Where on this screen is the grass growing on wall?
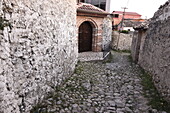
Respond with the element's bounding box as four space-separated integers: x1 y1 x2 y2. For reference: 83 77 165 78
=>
31 63 90 113
140 68 170 112
128 54 170 112
102 52 113 63
0 17 11 30
119 30 129 34
112 49 131 53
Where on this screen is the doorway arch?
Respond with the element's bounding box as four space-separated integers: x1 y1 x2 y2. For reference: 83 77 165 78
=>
78 21 93 52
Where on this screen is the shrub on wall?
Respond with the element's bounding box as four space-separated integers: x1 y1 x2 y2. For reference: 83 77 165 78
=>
0 17 11 30
119 30 129 34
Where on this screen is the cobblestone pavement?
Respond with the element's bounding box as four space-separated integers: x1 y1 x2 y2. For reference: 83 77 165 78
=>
35 51 167 113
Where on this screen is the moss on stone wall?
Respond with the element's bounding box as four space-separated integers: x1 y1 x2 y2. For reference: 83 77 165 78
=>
0 17 11 30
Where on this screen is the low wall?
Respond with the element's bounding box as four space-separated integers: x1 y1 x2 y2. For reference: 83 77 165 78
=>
111 31 133 50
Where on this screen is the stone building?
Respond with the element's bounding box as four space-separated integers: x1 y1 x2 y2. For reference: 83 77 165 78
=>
77 2 112 61
112 11 142 30
131 0 170 101
0 0 77 112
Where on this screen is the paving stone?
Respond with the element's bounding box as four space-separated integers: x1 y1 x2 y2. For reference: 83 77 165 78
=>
34 51 166 113
125 107 133 113
107 106 116 110
115 99 125 108
161 111 167 113
108 101 116 107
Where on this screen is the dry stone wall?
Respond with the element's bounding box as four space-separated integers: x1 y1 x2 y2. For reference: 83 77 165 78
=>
134 0 170 101
111 31 133 50
0 0 77 112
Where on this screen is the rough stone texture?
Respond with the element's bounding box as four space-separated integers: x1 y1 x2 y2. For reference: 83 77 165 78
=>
102 16 112 51
0 0 77 112
31 51 167 113
131 0 170 101
131 19 150 62
78 52 104 61
112 31 133 50
131 30 147 63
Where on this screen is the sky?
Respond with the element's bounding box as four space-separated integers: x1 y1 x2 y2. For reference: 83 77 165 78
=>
110 0 168 19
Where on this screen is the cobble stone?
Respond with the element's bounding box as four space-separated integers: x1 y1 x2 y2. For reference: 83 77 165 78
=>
34 51 166 113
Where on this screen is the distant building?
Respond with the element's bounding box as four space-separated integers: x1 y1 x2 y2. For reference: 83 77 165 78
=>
112 11 143 31
120 19 145 31
77 0 111 12
112 11 142 25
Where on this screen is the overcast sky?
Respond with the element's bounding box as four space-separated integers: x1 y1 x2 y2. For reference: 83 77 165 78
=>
110 0 168 19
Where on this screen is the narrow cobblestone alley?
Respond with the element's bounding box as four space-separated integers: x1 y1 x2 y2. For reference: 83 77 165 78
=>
32 51 168 113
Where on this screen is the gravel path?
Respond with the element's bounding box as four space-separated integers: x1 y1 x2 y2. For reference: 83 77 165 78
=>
33 51 167 113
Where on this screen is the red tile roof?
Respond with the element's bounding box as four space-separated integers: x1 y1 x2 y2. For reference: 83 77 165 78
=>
77 3 108 13
112 11 141 16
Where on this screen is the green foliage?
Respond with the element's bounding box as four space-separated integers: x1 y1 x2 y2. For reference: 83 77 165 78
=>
0 17 11 30
30 104 48 113
31 68 90 112
128 55 133 65
140 68 170 112
74 65 83 75
103 53 113 63
119 30 129 34
121 50 131 53
112 49 131 53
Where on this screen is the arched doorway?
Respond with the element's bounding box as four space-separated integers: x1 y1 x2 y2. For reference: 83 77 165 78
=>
78 21 93 52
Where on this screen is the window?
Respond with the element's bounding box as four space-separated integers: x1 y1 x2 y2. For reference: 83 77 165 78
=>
92 0 106 10
114 14 119 18
79 0 106 10
77 0 85 3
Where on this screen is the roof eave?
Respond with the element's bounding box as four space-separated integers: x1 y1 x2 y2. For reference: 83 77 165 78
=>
77 9 110 15
133 27 148 31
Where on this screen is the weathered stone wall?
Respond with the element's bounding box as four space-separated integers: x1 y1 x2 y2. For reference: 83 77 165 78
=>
133 0 170 101
131 30 147 62
0 0 77 112
111 31 133 50
131 31 139 61
102 16 112 51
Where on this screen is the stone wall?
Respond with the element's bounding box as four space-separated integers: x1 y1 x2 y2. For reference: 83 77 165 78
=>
102 16 112 51
132 0 170 101
0 0 77 112
131 30 147 63
111 31 133 50
131 31 138 62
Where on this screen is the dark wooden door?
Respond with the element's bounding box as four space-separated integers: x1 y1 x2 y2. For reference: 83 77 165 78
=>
78 21 92 52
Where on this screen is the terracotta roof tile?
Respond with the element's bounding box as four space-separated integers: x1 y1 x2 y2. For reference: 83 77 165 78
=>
77 3 107 13
112 11 141 16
